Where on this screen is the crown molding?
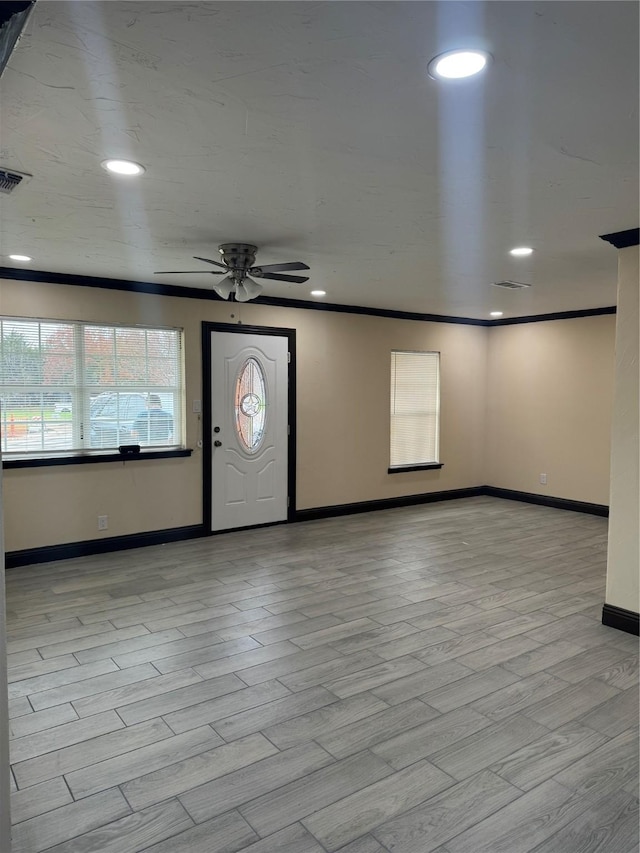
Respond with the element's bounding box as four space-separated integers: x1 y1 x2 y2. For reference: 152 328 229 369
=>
0 267 616 326
599 228 640 249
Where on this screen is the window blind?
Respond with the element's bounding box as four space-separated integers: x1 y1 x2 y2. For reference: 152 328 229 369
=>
390 350 440 467
0 317 184 459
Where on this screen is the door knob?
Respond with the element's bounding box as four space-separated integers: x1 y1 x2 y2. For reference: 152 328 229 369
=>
214 440 222 447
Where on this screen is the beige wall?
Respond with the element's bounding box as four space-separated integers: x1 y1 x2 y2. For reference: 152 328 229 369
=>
485 315 616 505
606 246 639 613
293 311 487 507
0 275 621 555
0 278 488 551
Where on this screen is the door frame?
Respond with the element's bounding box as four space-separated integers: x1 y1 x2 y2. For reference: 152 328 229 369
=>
201 321 297 535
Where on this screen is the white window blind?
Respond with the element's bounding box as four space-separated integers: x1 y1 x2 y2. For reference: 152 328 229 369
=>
0 317 184 459
390 350 440 468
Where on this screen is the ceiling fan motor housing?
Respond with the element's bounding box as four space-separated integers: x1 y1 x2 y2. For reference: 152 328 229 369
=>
218 243 257 275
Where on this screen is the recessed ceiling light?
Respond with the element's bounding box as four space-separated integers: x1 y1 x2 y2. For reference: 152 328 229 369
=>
8 254 32 262
509 246 534 257
490 311 503 317
310 290 326 297
101 159 146 176
428 49 491 80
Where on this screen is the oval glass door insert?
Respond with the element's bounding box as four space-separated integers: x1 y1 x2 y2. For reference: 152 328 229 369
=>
235 357 266 452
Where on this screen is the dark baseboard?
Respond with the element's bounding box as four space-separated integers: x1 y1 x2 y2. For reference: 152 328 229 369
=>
296 485 608 523
295 487 485 522
5 524 207 569
483 486 609 517
5 485 610 568
602 603 640 636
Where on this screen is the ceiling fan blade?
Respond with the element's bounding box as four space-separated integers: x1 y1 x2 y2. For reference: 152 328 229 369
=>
250 262 310 274
154 270 226 275
258 272 310 283
193 255 228 269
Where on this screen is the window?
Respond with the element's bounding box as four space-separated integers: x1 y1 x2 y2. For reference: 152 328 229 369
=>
390 350 440 470
0 318 183 460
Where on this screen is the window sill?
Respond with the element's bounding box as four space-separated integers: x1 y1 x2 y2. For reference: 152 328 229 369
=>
3 449 193 469
388 462 444 474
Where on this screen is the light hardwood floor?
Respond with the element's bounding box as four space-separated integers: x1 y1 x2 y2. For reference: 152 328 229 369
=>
5 497 639 853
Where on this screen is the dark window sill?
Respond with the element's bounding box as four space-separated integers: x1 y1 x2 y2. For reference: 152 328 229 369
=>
3 449 193 469
388 462 444 474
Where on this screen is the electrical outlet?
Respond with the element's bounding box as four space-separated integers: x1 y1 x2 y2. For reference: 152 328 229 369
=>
539 473 547 485
97 515 108 530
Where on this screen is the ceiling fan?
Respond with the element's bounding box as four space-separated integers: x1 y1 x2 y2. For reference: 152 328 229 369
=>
154 243 310 302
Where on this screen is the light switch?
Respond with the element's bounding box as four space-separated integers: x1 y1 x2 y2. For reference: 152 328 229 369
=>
192 400 202 413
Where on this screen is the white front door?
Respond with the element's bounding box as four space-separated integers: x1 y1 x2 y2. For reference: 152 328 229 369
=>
210 331 289 531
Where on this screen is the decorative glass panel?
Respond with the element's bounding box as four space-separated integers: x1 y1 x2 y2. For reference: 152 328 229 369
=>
235 357 266 452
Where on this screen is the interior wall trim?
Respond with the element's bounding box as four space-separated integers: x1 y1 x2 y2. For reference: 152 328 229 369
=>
3 448 192 469
5 486 609 568
0 267 488 326
297 486 608 522
5 524 207 569
294 488 486 521
490 306 616 326
599 228 640 249
0 267 615 326
602 603 640 636
483 486 609 516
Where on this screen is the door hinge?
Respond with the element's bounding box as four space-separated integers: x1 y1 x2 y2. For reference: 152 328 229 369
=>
287 496 290 507
287 351 291 363
287 424 290 436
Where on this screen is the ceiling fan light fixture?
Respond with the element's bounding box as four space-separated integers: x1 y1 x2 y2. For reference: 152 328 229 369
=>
213 275 235 300
428 49 490 80
235 277 263 302
243 277 263 299
509 246 534 257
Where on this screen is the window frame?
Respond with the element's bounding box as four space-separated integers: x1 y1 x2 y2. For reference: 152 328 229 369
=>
389 349 443 474
0 315 187 465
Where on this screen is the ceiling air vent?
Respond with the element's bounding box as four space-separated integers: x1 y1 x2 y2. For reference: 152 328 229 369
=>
0 168 31 195
491 280 531 290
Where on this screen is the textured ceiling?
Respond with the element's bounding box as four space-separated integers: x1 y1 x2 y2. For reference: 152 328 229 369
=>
0 1 638 318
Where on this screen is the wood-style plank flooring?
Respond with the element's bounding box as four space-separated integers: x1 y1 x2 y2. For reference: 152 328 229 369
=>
5 497 639 853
